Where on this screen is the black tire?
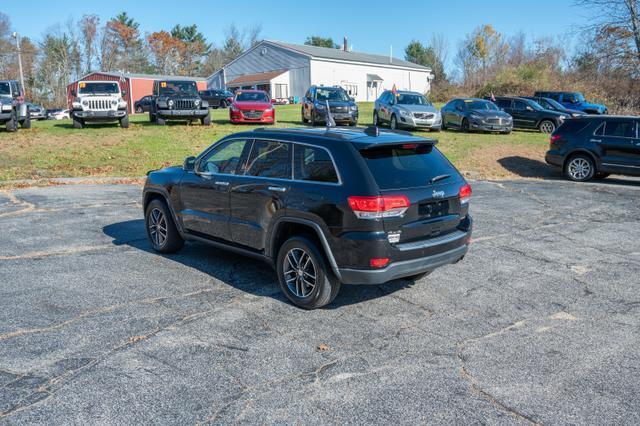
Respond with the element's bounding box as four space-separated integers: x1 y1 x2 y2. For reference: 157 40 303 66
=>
301 108 308 123
145 199 184 253
201 111 211 126
501 130 512 135
310 112 316 127
136 106 143 113
441 120 447 130
276 236 341 309
349 119 357 127
20 111 31 129
120 114 129 128
390 114 398 130
539 120 556 134
564 154 595 182
156 116 166 126
220 100 227 108
461 118 470 133
5 110 17 132
72 116 84 129
149 111 156 123
373 110 380 126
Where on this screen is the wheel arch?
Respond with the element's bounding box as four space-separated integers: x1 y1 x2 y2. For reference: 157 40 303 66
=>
143 189 184 234
268 217 342 281
563 149 599 172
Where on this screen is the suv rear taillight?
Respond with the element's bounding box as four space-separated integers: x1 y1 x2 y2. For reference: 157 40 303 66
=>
459 184 472 205
550 134 561 146
348 195 409 219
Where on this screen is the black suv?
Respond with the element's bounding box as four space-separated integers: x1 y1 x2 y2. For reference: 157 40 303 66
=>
487 96 571 133
301 86 358 126
0 80 30 132
546 116 640 182
143 127 473 309
199 89 234 109
149 80 210 126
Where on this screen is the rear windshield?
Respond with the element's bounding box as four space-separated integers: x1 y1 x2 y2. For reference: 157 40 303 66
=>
556 120 591 134
360 144 459 190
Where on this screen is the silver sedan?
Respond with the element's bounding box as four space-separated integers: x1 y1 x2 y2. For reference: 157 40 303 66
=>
373 90 441 131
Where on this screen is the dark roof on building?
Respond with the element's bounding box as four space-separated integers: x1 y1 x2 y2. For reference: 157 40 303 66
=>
80 71 207 81
227 70 287 86
266 40 432 71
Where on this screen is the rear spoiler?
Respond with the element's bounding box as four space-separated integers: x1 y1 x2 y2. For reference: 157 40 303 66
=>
357 138 438 151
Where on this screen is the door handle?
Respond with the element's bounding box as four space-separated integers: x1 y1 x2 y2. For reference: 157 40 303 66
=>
214 181 229 186
590 139 602 143
268 186 287 192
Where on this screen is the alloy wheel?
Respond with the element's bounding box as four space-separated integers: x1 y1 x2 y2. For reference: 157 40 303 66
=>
283 248 316 298
568 157 591 180
540 121 555 133
148 208 168 247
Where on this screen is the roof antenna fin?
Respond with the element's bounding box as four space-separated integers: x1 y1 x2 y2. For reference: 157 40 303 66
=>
325 100 336 128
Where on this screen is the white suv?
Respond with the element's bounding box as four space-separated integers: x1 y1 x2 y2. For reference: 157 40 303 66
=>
71 81 129 129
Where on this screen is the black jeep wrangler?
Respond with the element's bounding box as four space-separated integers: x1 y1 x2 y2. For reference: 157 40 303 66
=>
0 80 31 132
149 80 211 126
143 127 473 309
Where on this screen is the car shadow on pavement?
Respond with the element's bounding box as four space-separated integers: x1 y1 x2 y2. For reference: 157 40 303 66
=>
498 155 640 186
103 219 414 309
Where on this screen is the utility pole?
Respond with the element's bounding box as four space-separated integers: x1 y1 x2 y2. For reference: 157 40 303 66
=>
12 32 25 93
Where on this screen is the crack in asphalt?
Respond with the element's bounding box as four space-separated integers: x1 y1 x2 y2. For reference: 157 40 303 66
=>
456 320 541 425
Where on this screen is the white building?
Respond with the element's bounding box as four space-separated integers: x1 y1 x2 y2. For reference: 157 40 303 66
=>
207 40 434 102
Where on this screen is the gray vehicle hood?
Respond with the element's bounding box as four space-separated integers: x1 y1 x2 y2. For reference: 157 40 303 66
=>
395 104 438 114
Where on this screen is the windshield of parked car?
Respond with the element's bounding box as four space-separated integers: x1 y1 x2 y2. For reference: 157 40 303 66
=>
539 98 564 110
159 81 198 96
78 82 120 95
466 100 498 111
396 94 431 106
528 100 545 110
573 93 586 103
235 91 269 103
315 88 350 102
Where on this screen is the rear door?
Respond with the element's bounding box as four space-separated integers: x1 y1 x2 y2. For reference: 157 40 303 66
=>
597 120 640 171
228 139 291 250
179 139 251 240
359 143 467 242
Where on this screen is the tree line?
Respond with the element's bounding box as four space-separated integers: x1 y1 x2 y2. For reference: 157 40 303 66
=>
0 12 261 107
2 1 639 113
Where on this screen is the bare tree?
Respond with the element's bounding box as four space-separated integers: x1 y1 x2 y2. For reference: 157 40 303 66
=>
80 15 99 74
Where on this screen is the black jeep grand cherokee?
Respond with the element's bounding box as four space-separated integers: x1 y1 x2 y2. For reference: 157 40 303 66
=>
143 127 473 309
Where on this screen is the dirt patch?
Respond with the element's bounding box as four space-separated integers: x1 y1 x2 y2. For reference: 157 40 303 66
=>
458 143 559 180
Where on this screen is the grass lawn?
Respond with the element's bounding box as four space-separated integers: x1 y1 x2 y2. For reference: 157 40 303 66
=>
0 102 552 183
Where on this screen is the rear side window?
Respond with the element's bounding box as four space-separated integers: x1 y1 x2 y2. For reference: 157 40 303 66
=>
604 120 636 138
360 144 458 190
495 99 511 109
293 145 338 183
245 140 291 179
556 120 591 134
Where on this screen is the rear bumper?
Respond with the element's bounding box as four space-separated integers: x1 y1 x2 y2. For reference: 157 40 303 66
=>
339 243 469 285
157 109 208 119
545 151 564 167
73 109 126 120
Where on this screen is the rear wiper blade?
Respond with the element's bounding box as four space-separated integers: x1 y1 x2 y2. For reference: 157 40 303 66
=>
429 174 451 184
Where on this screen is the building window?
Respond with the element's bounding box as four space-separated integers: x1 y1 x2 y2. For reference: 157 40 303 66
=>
275 84 288 99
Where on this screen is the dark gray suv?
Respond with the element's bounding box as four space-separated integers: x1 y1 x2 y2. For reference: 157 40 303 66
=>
301 86 358 126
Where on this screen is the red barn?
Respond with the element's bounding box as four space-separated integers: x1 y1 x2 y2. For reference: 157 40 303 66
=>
66 72 208 114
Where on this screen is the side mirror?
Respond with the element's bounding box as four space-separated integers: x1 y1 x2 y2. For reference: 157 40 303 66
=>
183 156 196 172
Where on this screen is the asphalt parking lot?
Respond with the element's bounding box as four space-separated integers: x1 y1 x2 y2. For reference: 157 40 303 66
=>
1 179 639 424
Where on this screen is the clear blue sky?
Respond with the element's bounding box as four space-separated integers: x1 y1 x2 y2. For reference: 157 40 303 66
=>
4 0 587 71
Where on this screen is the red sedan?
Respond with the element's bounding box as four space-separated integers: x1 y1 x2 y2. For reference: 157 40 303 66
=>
229 90 276 124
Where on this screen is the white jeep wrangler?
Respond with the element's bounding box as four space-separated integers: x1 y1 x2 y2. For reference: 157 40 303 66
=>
71 81 129 129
